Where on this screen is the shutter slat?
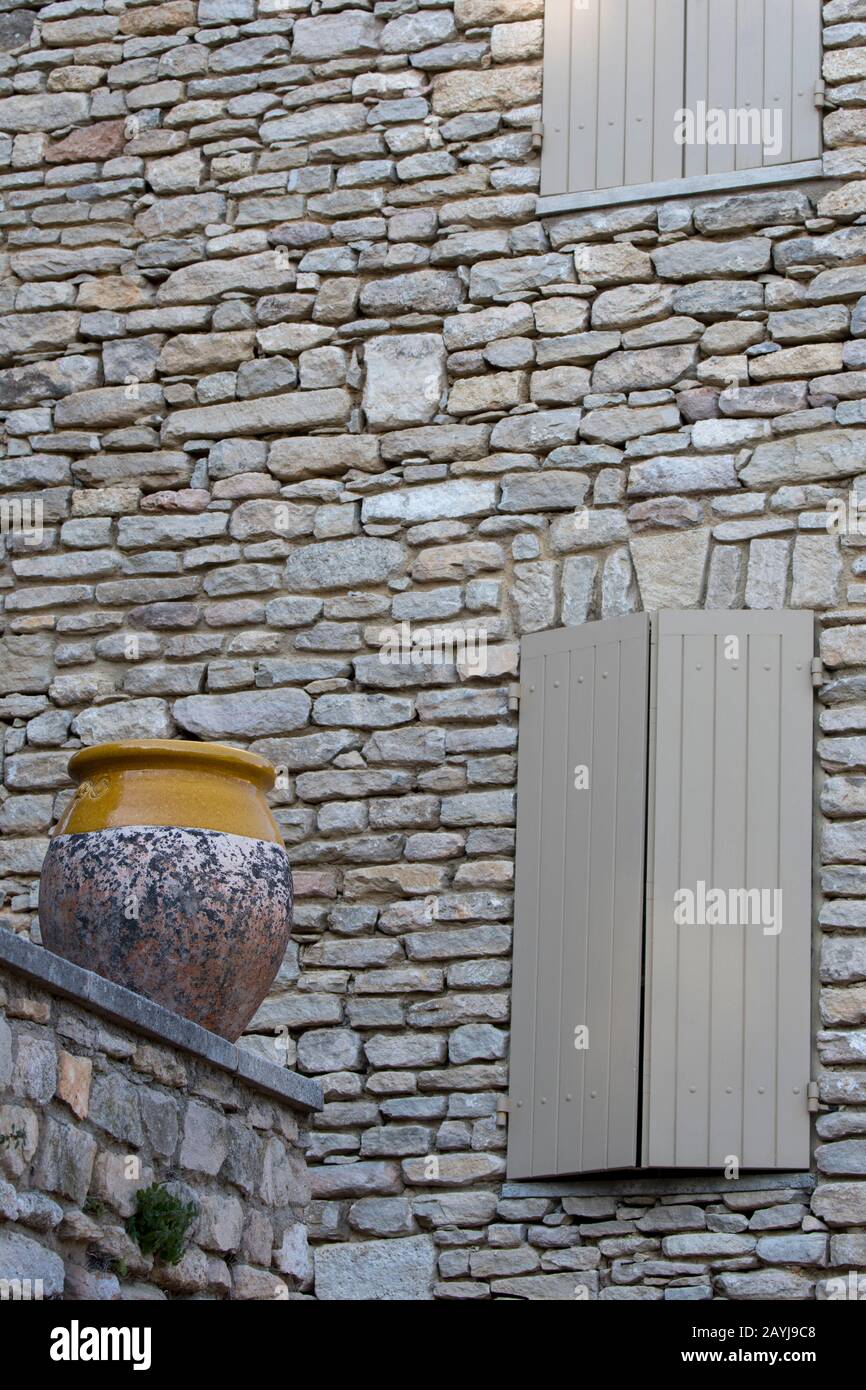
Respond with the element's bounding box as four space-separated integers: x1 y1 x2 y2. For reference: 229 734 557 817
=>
539 0 573 198
560 644 595 1171
507 650 545 1181
607 630 652 1165
776 636 814 1166
652 0 687 181
684 0 710 177
742 632 782 1167
792 0 822 161
625 0 656 187
736 0 766 170
568 0 601 195
645 611 813 1170
675 634 716 1166
507 616 650 1179
596 0 629 189
583 636 624 1171
708 648 748 1161
707 0 738 175
764 0 794 165
644 624 682 1163
532 649 570 1173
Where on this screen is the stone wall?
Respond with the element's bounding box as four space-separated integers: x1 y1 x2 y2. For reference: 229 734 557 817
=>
0 934 318 1299
2 0 866 1299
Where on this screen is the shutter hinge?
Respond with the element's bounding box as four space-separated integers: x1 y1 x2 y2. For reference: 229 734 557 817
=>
814 79 837 110
496 1097 510 1126
508 681 521 712
807 1080 822 1114
531 119 543 150
810 657 827 689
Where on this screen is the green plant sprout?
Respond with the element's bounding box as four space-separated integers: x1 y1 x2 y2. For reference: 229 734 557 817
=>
126 1185 197 1266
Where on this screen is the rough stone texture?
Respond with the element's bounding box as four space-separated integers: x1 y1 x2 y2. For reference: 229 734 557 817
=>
314 1233 436 1300
630 529 710 610
0 0 862 1305
363 336 446 432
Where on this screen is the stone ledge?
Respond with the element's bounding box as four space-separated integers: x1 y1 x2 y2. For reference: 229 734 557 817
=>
0 929 322 1114
535 159 827 215
502 1172 815 1200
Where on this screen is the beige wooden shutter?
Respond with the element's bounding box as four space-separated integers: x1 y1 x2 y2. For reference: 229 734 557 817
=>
684 0 822 177
506 615 650 1179
540 0 822 200
542 0 687 197
643 610 814 1170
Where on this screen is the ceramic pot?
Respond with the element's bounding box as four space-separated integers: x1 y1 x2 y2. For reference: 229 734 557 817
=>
38 739 292 1041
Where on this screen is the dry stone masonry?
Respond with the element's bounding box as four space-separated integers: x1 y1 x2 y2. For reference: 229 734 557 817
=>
1 0 866 1298
0 932 318 1299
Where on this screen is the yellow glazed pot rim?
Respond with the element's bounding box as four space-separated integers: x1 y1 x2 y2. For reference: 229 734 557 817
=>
68 739 276 792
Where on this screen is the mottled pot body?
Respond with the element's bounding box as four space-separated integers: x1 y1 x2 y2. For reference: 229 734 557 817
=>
38 741 293 1041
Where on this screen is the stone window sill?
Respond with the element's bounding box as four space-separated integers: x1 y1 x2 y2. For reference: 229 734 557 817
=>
536 159 824 216
503 1172 815 1200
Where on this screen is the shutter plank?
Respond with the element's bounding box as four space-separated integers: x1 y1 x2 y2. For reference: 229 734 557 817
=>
568 0 601 195
792 0 822 161
582 637 622 1172
707 0 737 175
540 0 572 197
506 650 545 1180
742 632 782 1168
708 647 748 1163
684 0 710 180
596 0 628 189
776 624 813 1167
532 648 570 1174
625 0 656 187
763 0 793 166
645 611 813 1170
675 633 716 1166
507 616 650 1179
735 0 766 170
607 629 653 1165
560 643 595 1171
644 624 682 1164
653 0 687 182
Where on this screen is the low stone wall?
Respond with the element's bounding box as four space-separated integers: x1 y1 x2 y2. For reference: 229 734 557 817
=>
307 1169 855 1302
0 932 320 1300
423 1174 827 1302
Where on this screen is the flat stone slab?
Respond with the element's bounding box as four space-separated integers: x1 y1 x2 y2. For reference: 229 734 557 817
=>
0 930 321 1113
314 1234 437 1300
